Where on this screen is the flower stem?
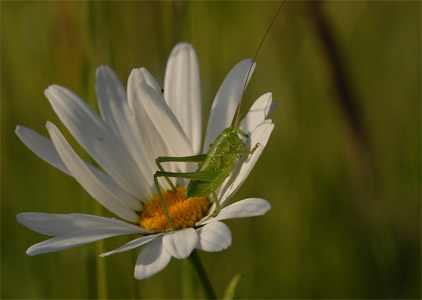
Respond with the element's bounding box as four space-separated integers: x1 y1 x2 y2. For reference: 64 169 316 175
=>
181 259 195 299
188 250 217 299
83 3 108 298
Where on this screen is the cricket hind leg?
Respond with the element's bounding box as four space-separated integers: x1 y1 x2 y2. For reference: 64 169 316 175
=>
155 154 208 191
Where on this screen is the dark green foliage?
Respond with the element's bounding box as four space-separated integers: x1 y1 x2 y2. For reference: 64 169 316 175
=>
2 1 420 299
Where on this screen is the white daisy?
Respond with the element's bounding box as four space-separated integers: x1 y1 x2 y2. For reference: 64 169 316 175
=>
16 42 274 280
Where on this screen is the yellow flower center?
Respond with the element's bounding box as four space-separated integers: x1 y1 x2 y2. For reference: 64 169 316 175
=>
140 187 210 231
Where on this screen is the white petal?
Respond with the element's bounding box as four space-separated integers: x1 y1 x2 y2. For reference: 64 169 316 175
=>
17 213 147 256
100 234 161 257
17 212 147 236
15 125 70 176
45 85 148 199
203 59 255 152
26 227 140 256
136 83 194 158
129 80 195 188
47 122 141 222
210 198 271 223
239 92 272 136
197 221 231 252
87 164 143 212
95 66 129 137
123 67 163 187
164 42 202 154
219 120 275 207
127 70 196 188
16 125 142 212
162 228 198 259
130 67 163 94
127 69 169 189
95 66 153 194
134 238 171 280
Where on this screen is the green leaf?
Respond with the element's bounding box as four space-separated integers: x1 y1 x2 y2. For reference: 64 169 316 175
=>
222 273 242 300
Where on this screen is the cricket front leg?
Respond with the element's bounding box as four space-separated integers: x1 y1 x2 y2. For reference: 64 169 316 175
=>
249 142 260 155
153 170 216 231
212 191 221 214
153 173 174 231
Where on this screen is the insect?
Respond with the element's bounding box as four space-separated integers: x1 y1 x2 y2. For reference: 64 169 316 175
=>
153 2 285 231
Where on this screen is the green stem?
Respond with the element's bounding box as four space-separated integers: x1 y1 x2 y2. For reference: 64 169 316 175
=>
94 204 108 299
188 250 217 299
83 2 108 298
212 191 220 214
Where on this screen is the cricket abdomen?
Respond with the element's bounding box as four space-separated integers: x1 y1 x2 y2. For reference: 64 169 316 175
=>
186 154 237 198
186 126 245 198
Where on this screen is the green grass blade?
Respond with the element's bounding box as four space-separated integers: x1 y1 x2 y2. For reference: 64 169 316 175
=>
222 273 242 300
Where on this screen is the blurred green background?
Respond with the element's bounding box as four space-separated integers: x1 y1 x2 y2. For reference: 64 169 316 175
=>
2 1 420 299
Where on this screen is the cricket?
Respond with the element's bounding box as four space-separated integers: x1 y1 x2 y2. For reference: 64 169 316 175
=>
153 2 285 231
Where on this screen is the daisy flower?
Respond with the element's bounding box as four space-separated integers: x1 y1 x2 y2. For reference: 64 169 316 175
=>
16 42 274 280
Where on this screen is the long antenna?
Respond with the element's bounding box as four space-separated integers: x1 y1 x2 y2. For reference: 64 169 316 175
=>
234 0 286 127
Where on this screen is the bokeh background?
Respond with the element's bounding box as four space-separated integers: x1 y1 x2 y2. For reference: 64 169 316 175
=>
2 1 420 299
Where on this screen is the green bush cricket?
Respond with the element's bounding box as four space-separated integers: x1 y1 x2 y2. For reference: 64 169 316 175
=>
153 2 285 231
